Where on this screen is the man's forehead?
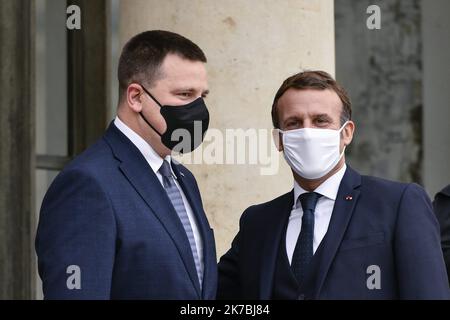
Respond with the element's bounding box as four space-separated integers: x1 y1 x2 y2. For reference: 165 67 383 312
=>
280 88 340 102
158 57 207 86
161 54 206 75
278 89 342 113
151 72 206 95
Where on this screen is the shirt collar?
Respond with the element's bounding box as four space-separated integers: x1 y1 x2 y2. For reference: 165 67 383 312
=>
114 116 176 178
293 164 347 209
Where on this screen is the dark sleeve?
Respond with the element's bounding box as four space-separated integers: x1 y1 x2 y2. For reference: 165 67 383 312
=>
433 186 450 280
217 211 247 300
35 169 116 299
394 183 450 299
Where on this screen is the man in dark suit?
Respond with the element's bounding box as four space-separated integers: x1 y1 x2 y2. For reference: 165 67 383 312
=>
35 30 217 299
434 185 450 282
218 71 449 299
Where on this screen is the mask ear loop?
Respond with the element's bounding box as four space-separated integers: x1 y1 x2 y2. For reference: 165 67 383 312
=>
138 84 164 136
272 128 283 151
140 112 163 137
140 84 163 107
338 120 350 158
338 120 350 133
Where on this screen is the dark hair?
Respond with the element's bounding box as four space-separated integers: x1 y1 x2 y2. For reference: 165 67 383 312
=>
271 70 352 128
117 30 207 101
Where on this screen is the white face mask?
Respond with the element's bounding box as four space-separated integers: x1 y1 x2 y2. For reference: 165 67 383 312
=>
278 122 349 180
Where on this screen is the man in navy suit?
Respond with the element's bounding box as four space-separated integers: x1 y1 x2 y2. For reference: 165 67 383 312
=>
218 71 450 299
35 30 217 299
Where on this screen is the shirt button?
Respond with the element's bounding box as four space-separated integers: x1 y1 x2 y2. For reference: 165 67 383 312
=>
298 294 305 300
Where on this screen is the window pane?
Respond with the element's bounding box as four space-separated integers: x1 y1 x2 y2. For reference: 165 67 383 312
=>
35 169 59 300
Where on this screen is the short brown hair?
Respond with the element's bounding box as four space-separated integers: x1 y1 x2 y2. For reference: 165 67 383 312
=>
271 70 352 128
118 30 207 101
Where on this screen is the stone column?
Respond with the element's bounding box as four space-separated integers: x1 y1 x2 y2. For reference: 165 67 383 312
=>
422 0 450 197
0 0 36 299
119 0 335 256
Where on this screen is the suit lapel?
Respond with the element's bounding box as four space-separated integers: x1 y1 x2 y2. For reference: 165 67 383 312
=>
438 185 450 197
171 161 216 299
302 166 362 299
259 191 294 299
103 123 202 297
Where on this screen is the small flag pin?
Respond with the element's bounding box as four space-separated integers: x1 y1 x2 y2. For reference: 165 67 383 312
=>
345 195 353 201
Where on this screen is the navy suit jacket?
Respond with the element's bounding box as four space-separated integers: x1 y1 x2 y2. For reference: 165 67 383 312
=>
35 122 217 299
434 185 450 281
218 167 450 299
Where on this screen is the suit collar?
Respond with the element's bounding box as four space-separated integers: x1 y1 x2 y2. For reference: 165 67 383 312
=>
103 122 203 297
293 164 347 208
113 116 179 178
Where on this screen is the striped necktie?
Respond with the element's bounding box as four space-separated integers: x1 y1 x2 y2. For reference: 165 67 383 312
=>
159 160 203 288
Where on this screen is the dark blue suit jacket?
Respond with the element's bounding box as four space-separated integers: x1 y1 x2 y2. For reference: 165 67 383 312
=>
35 123 217 299
434 185 450 282
218 167 450 299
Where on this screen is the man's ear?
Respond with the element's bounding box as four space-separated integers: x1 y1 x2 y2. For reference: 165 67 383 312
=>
126 83 144 113
341 120 355 147
272 129 283 152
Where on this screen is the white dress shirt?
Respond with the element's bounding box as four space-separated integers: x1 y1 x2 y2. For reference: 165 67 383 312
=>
113 116 204 269
286 164 347 265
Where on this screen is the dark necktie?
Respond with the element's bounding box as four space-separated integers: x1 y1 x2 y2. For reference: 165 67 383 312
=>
291 192 321 285
159 160 203 287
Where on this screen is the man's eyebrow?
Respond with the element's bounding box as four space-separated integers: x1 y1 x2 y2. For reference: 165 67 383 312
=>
283 115 301 123
171 88 209 95
171 87 195 92
313 113 332 119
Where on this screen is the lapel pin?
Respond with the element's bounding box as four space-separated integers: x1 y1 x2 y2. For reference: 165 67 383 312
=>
180 172 185 177
345 195 353 201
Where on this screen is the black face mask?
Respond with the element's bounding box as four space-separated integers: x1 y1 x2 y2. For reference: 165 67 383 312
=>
139 85 210 153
